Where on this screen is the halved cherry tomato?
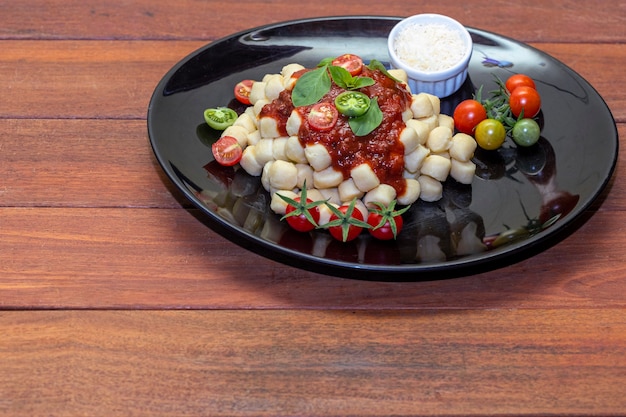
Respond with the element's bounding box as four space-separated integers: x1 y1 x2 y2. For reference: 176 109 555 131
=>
283 197 320 233
505 74 536 94
453 99 487 135
211 135 242 166
509 86 541 118
204 107 238 130
323 201 369 242
331 54 363 76
307 102 338 132
334 91 370 117
234 80 254 105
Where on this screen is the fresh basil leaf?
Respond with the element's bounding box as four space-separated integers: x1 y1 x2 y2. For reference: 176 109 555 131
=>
351 76 375 89
329 65 375 90
318 57 334 67
292 66 331 107
368 59 401 83
349 98 383 136
328 66 353 89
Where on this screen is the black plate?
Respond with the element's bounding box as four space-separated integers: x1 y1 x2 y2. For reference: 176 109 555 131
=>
147 16 617 281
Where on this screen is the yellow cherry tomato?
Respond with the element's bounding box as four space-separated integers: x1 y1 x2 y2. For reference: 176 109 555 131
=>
474 118 506 150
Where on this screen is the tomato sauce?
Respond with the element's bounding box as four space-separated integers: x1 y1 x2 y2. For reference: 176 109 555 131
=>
260 67 412 196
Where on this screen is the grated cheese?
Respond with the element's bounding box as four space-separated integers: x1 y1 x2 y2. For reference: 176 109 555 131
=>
393 23 466 72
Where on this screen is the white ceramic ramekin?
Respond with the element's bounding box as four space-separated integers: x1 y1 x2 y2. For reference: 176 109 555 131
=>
388 14 473 98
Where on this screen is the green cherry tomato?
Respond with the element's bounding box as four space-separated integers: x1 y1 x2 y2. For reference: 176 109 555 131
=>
474 118 506 150
204 107 238 130
334 91 371 117
512 118 541 147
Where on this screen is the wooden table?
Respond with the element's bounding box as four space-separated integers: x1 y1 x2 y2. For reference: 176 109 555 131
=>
1 1 624 415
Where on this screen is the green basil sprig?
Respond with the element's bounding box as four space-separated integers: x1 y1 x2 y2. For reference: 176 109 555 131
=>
292 58 375 107
292 58 396 135
328 66 374 90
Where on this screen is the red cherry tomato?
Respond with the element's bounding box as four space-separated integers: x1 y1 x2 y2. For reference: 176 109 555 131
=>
366 201 410 240
505 74 536 93
509 86 541 118
326 203 367 242
331 54 363 76
453 99 487 135
367 213 403 241
211 135 242 166
234 80 254 105
284 197 320 233
307 102 338 132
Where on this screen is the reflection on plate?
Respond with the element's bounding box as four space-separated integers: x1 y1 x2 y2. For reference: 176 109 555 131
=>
148 16 617 281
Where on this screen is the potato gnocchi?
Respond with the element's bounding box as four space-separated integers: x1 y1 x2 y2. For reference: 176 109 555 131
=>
220 60 476 224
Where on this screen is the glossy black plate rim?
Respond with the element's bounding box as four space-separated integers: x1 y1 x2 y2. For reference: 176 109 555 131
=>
147 15 618 281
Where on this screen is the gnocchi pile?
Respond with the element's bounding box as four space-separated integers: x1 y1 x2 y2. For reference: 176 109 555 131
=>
212 56 477 226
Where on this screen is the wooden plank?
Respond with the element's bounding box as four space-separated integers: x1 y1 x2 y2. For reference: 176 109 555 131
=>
0 0 623 44
1 206 625 309
1 309 624 416
0 40 204 119
1 119 622 209
0 41 624 121
0 119 186 208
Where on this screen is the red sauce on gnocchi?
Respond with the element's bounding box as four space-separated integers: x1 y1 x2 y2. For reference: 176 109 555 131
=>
260 67 412 196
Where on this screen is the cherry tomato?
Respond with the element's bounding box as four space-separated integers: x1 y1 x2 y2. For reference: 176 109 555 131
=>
211 135 242 166
334 91 371 117
307 102 338 132
234 80 254 105
284 197 320 232
366 200 410 240
204 107 238 130
331 54 363 76
512 118 541 147
367 213 403 240
453 99 487 135
324 202 369 242
505 74 536 93
474 119 506 150
509 86 541 118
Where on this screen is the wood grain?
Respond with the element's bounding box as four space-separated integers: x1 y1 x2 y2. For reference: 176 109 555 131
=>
1 310 625 416
0 119 185 208
1 0 624 415
0 0 623 43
